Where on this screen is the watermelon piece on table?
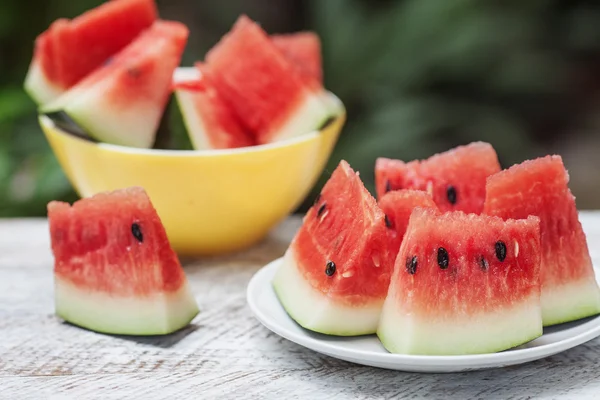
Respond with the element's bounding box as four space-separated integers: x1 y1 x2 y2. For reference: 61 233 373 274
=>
24 0 158 105
173 67 255 150
375 142 501 213
272 160 395 336
378 208 542 355
483 155 600 326
42 21 189 148
47 187 199 335
204 15 334 145
272 32 322 86
378 190 438 259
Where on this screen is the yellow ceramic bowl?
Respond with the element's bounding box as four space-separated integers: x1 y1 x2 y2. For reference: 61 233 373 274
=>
39 95 345 256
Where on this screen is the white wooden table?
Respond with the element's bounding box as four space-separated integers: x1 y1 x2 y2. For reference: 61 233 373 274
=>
2 213 600 399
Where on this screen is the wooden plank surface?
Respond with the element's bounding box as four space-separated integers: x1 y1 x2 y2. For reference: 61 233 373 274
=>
1 213 600 399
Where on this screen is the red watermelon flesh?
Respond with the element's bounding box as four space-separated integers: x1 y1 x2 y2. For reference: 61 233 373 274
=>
375 142 501 213
173 68 255 150
483 155 600 326
42 21 189 148
48 187 199 335
272 160 394 336
378 190 438 258
272 32 323 86
378 208 542 355
24 0 158 105
204 15 333 145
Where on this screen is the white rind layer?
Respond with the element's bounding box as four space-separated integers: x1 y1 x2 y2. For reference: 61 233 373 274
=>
270 91 333 143
377 294 543 355
174 89 212 150
542 278 600 326
55 277 199 335
24 61 64 106
272 248 383 336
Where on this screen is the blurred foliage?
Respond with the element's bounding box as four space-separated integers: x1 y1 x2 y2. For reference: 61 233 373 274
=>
2 0 600 216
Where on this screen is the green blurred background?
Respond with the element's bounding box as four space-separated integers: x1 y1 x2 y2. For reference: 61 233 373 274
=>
2 0 600 217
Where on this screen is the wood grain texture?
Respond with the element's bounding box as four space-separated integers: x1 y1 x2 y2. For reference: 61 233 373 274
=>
1 213 600 399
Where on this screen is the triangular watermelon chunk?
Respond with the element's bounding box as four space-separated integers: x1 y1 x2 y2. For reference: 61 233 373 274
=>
48 187 199 335
272 160 395 336
42 21 189 148
378 208 542 355
24 0 158 105
484 155 600 326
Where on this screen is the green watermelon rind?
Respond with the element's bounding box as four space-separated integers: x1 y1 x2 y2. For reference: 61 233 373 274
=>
55 276 200 336
376 294 543 355
272 249 382 336
541 278 600 327
24 61 64 106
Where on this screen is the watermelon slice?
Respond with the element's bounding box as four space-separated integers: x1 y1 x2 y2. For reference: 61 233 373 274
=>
375 142 501 213
24 0 158 105
48 187 199 335
204 15 334 145
378 208 542 355
41 21 189 148
272 160 394 335
272 32 323 86
483 156 600 326
172 67 255 150
378 190 438 258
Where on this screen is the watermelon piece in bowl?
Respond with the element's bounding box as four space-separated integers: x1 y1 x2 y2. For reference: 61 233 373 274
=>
41 20 189 148
484 155 600 326
48 187 199 335
24 0 158 105
204 15 335 145
375 142 501 213
272 160 395 336
272 32 322 86
378 208 542 355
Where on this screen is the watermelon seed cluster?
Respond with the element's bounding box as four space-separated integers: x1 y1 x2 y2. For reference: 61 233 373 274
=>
406 256 418 275
325 260 336 276
495 241 507 261
437 247 449 269
131 222 143 243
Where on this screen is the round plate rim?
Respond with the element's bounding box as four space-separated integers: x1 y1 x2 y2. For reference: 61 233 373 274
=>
247 257 600 371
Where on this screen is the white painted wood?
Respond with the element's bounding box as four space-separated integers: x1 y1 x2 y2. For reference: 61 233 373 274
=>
1 213 600 399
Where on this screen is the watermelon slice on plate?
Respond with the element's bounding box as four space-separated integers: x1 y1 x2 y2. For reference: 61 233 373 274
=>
204 15 334 145
272 32 323 86
272 160 394 336
377 208 542 355
48 187 199 336
484 155 600 326
375 142 501 213
24 0 158 105
172 66 255 150
378 189 438 258
42 20 189 148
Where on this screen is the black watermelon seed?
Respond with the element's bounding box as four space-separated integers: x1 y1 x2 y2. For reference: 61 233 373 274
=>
446 185 457 205
317 202 327 217
385 215 393 228
495 241 507 261
131 223 143 243
406 256 418 275
385 180 392 193
437 247 449 269
480 256 489 271
325 260 336 276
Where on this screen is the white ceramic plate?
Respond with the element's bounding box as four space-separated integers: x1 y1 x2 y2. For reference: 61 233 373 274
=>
247 258 600 372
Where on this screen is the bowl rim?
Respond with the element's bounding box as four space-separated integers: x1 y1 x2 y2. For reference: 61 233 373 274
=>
40 67 345 158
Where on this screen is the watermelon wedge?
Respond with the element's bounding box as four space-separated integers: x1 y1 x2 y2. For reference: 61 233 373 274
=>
173 67 255 150
484 156 600 326
24 0 158 105
272 161 394 335
378 190 438 258
378 208 542 355
375 142 501 213
41 21 189 148
204 15 334 145
272 32 322 86
48 187 199 335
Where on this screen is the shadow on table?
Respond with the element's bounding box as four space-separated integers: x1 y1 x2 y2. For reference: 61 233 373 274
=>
62 321 201 348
